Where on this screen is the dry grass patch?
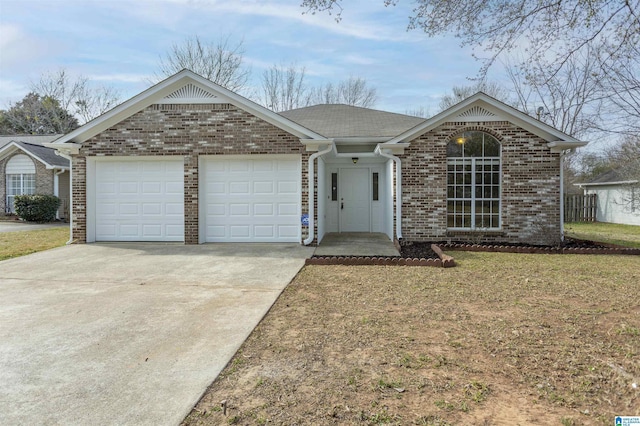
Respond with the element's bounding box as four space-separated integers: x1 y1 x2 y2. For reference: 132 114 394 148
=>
565 222 640 248
184 252 640 425
0 227 68 261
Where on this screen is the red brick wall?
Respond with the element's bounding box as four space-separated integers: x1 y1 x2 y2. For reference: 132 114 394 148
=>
71 103 310 244
400 121 562 246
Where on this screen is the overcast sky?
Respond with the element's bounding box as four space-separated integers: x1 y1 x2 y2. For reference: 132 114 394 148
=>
1 0 501 115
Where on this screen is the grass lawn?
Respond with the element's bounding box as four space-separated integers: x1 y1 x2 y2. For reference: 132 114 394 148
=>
184 253 640 426
565 222 640 248
0 227 69 261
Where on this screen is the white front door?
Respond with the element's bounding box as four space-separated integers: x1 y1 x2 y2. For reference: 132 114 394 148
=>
339 168 370 232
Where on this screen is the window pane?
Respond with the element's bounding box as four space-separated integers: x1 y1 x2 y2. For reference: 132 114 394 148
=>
372 172 379 201
331 173 338 201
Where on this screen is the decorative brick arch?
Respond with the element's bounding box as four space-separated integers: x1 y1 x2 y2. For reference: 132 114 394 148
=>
446 126 505 143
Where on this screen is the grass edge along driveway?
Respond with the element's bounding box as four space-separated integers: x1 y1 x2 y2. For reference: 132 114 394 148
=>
0 227 68 261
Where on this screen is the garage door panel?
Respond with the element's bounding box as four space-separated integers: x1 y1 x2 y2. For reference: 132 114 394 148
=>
254 204 273 216
95 160 184 242
203 157 300 242
253 181 274 194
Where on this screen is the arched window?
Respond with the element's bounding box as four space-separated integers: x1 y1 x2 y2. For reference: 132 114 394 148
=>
446 131 501 229
6 154 36 213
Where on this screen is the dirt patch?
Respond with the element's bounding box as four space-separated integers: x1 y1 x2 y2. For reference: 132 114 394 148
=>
183 253 639 425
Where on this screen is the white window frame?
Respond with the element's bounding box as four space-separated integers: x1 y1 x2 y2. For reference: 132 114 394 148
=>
446 132 502 231
6 173 36 213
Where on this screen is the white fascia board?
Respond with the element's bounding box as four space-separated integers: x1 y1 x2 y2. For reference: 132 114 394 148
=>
387 92 583 145
0 141 69 170
300 139 334 152
333 137 393 143
44 142 81 155
53 70 324 146
547 140 589 153
575 180 638 188
378 142 410 155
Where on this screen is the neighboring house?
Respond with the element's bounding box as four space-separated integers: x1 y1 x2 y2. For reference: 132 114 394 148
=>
0 135 69 219
49 70 586 245
576 169 639 226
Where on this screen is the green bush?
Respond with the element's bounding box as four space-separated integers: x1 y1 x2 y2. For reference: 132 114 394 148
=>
14 194 61 223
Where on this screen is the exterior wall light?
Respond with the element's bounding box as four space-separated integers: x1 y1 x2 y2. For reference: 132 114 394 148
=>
352 157 359 164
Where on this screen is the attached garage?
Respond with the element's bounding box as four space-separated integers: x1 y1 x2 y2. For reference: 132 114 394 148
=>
88 158 184 242
200 155 301 242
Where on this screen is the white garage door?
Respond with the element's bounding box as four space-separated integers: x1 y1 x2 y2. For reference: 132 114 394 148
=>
95 159 184 242
202 156 301 242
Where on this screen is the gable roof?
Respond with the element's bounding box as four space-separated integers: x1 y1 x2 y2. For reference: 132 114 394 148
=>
577 168 638 187
0 134 63 150
52 69 327 146
279 104 425 139
387 92 587 151
0 141 69 169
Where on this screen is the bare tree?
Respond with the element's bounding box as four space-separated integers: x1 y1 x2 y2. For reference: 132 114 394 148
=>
438 80 511 111
404 106 430 118
301 0 640 80
505 49 605 139
157 35 250 92
32 69 121 125
598 44 640 136
260 63 310 112
308 76 377 107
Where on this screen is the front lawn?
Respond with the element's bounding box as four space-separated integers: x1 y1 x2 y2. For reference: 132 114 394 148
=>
0 227 69 261
184 253 639 425
565 221 640 248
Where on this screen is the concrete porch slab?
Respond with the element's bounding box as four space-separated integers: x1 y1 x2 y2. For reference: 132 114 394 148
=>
314 233 400 257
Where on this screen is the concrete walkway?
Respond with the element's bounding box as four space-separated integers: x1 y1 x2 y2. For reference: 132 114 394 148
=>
314 232 400 256
0 243 313 426
0 220 68 233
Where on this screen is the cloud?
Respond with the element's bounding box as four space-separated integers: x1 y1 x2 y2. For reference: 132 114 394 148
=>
0 24 49 69
88 73 152 84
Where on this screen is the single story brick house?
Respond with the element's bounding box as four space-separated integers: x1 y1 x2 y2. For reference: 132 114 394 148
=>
0 135 69 219
49 70 586 245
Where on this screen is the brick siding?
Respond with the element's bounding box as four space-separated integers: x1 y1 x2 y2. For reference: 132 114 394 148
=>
400 121 561 246
71 103 310 244
0 153 55 214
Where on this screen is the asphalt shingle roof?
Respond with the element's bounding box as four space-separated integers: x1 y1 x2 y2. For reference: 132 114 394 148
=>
279 104 426 138
0 135 68 168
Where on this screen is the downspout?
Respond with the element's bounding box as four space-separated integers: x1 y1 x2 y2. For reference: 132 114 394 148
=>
559 149 569 242
56 152 73 245
54 168 65 220
303 143 333 246
375 146 403 241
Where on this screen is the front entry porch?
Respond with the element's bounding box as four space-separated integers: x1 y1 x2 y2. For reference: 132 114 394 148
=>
314 232 400 257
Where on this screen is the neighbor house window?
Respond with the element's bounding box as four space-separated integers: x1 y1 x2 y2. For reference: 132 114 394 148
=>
447 131 501 229
5 154 36 213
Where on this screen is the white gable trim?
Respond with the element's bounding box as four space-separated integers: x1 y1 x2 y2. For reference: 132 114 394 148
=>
0 142 69 170
388 92 587 147
52 70 325 145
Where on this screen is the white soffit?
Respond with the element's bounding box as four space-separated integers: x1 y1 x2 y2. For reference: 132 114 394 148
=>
157 83 225 104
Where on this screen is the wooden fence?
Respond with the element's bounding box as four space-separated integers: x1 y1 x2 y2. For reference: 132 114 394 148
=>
564 193 597 222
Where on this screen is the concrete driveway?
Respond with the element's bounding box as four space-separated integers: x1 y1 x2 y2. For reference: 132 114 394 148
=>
0 243 313 425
